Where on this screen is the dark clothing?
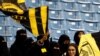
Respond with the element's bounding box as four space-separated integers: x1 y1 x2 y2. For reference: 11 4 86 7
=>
25 38 35 56
58 34 70 55
10 29 28 56
92 32 100 50
32 41 50 56
10 42 28 56
59 44 69 55
49 41 61 56
25 44 34 56
10 38 35 56
0 42 10 56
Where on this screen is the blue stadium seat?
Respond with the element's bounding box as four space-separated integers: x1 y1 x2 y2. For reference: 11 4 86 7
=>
7 37 15 48
92 4 99 12
65 30 78 43
0 26 5 36
96 4 100 13
62 2 78 11
4 17 14 26
77 0 91 3
0 11 7 17
96 13 100 22
78 3 94 12
61 0 75 2
0 17 5 26
66 21 84 31
49 19 64 30
49 10 64 19
45 0 58 2
92 0 100 4
0 26 13 36
64 11 82 21
81 12 99 22
46 1 62 10
50 29 65 41
84 22 99 32
40 0 47 6
25 0 40 8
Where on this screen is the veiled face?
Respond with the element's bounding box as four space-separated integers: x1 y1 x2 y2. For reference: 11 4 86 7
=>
16 29 27 40
68 46 76 56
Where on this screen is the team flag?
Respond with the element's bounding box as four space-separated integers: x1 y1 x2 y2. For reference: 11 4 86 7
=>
78 33 100 56
0 0 26 12
0 1 48 37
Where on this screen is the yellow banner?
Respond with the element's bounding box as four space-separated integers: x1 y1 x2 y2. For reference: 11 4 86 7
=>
0 5 48 37
78 34 100 56
29 6 48 37
1 3 23 14
17 0 25 4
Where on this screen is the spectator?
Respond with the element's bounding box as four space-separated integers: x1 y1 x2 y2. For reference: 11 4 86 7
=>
0 36 10 56
10 29 28 56
49 41 60 56
74 31 85 46
66 43 79 56
32 34 50 56
58 34 70 56
25 37 35 56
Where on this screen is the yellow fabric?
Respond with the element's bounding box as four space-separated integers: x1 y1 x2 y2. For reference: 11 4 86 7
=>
78 34 100 56
2 3 23 14
0 5 48 37
0 6 1 9
17 0 25 4
29 8 38 37
41 6 48 34
29 6 48 37
41 48 47 53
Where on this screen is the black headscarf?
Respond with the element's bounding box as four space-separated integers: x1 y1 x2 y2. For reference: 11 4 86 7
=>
0 36 10 56
58 34 70 46
74 31 85 45
0 36 4 44
14 29 27 46
58 34 70 54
